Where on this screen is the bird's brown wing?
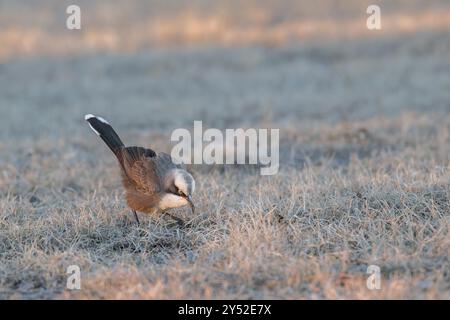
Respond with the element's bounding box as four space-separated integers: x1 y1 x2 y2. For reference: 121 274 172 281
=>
117 147 161 213
119 146 161 194
119 147 183 192
117 148 185 213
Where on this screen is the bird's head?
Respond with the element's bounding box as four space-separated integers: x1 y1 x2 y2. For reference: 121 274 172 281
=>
164 169 196 214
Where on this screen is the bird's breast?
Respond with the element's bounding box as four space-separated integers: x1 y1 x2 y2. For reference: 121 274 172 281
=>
158 193 188 210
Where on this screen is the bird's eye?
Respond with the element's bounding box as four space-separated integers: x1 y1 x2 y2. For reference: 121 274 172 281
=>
174 186 184 197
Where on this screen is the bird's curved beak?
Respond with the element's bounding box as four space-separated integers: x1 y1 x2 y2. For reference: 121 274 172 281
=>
186 195 195 215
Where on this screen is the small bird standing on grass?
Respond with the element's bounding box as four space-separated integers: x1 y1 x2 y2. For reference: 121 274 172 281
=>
85 114 195 226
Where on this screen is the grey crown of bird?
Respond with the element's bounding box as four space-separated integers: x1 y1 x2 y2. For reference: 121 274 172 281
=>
85 114 195 225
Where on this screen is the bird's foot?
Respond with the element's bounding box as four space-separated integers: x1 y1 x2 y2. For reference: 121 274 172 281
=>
164 212 185 227
131 210 140 226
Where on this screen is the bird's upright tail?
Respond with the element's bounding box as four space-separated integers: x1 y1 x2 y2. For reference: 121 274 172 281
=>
85 114 125 157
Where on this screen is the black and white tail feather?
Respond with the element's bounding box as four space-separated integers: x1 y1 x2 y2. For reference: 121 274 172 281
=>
84 114 124 156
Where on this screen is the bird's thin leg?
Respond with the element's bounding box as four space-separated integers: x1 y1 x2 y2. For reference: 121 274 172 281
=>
164 211 184 226
132 210 140 226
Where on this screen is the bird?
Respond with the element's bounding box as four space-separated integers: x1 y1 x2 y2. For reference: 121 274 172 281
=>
84 114 195 226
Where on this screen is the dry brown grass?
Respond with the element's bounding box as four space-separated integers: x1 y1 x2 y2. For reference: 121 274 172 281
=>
0 113 448 299
0 0 449 300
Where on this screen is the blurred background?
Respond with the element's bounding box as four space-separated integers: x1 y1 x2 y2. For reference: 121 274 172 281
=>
1 0 449 142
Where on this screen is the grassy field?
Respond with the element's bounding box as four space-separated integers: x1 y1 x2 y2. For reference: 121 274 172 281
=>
0 0 449 299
